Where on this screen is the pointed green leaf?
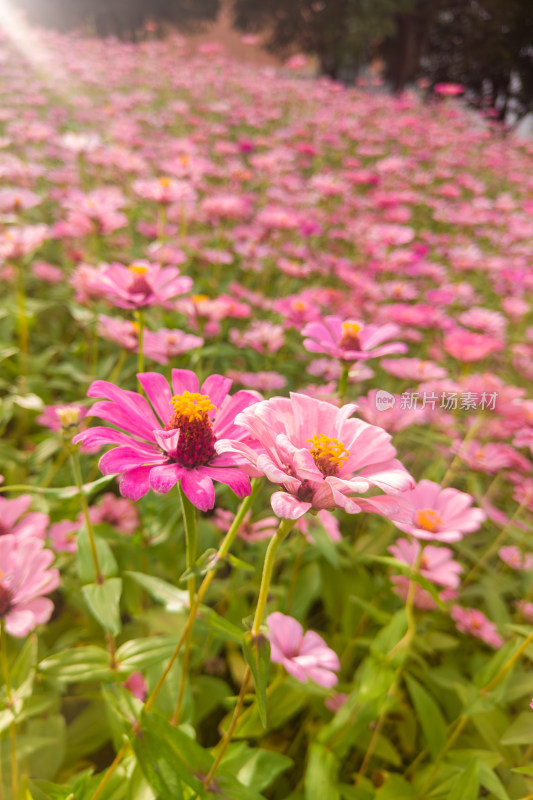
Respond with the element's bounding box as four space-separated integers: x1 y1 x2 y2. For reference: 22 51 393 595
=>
447 761 480 800
77 527 118 584
82 578 122 635
242 631 271 727
405 675 447 759
305 743 340 800
125 572 188 612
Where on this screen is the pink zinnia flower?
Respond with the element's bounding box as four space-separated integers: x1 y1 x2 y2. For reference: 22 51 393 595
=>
216 393 414 520
302 316 407 362
0 535 60 637
87 261 192 310
380 358 447 381
443 329 503 362
0 496 48 541
88 493 139 536
266 612 340 688
392 479 485 543
49 519 80 553
389 537 462 610
73 371 261 511
450 606 503 648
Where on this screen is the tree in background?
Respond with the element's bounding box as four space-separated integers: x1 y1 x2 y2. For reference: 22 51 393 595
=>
231 0 415 80
421 0 533 122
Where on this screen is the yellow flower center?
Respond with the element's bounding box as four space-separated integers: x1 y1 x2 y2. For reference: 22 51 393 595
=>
415 509 443 532
158 176 172 187
129 263 150 275
165 392 217 467
192 294 209 304
340 320 364 350
170 392 215 421
308 434 349 477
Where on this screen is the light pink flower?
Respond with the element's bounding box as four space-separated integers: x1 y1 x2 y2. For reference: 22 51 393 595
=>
498 546 533 571
381 358 447 381
49 519 80 553
389 538 462 609
73 371 261 511
443 329 503 362
0 496 48 541
450 606 503 648
392 479 485 543
266 611 340 688
0 535 60 637
85 261 192 310
302 316 407 362
216 393 414 520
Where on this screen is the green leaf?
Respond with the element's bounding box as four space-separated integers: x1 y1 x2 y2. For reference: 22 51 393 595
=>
305 744 340 800
197 606 244 644
130 710 211 798
447 761 480 800
125 571 188 612
180 548 219 582
82 578 123 635
116 636 180 672
370 609 408 658
10 634 38 700
375 775 414 799
242 631 271 727
65 702 112 763
235 748 293 792
501 711 533 745
405 675 447 759
77 526 118 584
308 523 339 568
39 646 114 684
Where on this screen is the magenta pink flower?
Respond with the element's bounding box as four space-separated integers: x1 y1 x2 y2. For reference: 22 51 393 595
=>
0 496 48 541
381 358 447 381
216 393 414 520
73 371 261 511
123 671 148 701
450 606 503 648
392 479 485 543
0 535 60 637
266 612 340 688
302 316 407 362
85 261 192 310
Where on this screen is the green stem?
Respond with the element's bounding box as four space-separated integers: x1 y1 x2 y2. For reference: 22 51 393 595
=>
135 308 145 383
1 621 18 800
69 447 103 584
203 516 295 789
172 486 197 725
463 488 533 589
145 479 263 712
252 518 295 637
90 482 263 799
337 362 350 403
14 259 28 396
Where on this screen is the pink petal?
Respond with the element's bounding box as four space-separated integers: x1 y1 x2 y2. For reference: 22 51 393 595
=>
271 492 311 519
118 466 153 500
137 372 173 425
181 470 215 511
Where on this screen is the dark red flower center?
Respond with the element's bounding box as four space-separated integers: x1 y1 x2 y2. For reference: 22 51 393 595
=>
128 264 152 298
339 320 363 351
0 583 12 617
165 392 217 468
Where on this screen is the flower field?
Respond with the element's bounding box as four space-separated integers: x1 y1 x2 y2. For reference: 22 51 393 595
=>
1 21 533 800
